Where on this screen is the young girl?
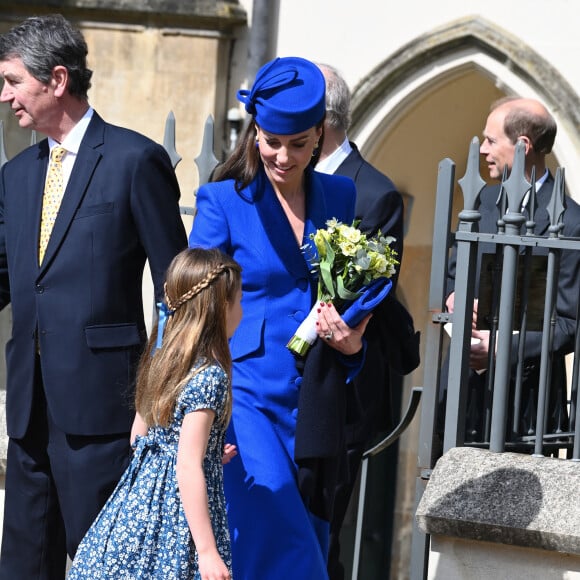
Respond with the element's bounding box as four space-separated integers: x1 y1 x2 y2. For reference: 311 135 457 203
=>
68 248 242 580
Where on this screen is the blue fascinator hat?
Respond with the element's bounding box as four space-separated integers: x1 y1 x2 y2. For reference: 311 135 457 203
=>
237 56 326 135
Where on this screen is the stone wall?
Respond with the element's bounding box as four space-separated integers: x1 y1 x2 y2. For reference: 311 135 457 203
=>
416 447 580 578
0 0 247 210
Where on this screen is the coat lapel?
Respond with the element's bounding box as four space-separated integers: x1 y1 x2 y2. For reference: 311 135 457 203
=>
304 168 331 237
253 167 330 280
38 114 104 273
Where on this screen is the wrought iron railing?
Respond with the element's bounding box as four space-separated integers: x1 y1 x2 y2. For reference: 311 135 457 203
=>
410 138 580 579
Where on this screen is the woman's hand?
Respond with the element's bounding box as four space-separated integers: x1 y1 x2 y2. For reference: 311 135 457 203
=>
315 301 371 355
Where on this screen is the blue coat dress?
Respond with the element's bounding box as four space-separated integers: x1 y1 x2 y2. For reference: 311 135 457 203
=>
189 166 356 580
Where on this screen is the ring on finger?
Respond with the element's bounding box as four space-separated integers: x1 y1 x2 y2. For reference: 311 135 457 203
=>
324 331 334 341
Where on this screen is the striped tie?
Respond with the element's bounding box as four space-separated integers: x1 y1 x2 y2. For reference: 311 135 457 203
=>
39 146 66 264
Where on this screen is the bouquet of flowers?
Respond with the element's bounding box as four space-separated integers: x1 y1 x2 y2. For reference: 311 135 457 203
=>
287 218 399 356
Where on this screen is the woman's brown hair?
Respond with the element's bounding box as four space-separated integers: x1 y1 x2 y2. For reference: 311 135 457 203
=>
213 117 325 191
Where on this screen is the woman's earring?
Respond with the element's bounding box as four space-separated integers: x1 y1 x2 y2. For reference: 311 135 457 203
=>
312 142 319 157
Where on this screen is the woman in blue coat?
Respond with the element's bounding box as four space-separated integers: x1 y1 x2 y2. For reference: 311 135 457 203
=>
189 56 370 579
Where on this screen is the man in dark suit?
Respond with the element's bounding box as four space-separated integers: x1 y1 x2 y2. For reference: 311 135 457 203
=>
445 97 580 442
316 63 407 580
0 15 187 578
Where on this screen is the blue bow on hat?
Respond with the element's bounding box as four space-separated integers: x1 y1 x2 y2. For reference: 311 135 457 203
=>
237 56 326 135
237 60 299 116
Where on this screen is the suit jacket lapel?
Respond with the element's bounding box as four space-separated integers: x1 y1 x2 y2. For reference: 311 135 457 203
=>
335 143 363 181
485 177 554 238
25 142 50 273
531 174 554 237
38 114 104 273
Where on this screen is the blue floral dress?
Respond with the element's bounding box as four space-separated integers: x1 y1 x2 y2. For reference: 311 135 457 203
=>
67 362 232 579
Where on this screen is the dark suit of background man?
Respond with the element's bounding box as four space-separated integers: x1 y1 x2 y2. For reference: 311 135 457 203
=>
445 97 580 443
316 63 405 580
0 14 187 578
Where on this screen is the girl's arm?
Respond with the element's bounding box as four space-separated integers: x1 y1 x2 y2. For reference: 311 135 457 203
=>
130 412 148 446
177 409 230 580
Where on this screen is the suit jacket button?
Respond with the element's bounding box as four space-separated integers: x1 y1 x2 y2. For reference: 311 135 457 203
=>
35 284 44 294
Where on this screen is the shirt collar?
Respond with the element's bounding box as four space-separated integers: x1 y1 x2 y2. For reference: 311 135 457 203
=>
535 168 549 191
48 107 94 154
315 137 353 175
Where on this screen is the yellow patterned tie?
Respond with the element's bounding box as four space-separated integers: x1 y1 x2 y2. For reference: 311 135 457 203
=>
39 146 67 265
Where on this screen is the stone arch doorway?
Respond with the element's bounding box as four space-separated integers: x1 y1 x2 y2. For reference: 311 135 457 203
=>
342 17 580 577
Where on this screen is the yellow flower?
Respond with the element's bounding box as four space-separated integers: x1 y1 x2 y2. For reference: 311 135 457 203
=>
369 251 388 275
338 224 363 244
312 229 330 258
338 240 358 257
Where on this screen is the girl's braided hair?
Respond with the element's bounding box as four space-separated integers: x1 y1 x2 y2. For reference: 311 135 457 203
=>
165 262 230 313
136 248 242 428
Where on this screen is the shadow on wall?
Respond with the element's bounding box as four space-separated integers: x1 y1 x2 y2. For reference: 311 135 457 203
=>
423 467 543 544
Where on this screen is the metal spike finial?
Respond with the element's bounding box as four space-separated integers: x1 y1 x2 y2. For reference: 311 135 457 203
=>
458 136 486 211
525 165 537 234
547 167 566 233
194 115 219 188
163 111 182 170
496 164 509 218
502 140 530 215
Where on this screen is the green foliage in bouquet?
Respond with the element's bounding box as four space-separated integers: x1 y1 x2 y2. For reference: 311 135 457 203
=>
286 219 399 357
309 218 399 307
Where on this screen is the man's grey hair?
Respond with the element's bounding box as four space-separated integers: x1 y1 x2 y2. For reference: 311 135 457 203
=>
318 63 351 133
0 14 92 100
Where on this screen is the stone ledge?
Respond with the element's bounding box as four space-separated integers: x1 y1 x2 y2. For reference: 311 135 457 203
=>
0 0 247 32
416 446 580 555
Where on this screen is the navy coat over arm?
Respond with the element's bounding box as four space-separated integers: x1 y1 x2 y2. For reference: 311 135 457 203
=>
334 142 413 443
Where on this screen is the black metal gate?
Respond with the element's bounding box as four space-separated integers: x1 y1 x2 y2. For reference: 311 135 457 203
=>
410 138 580 579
